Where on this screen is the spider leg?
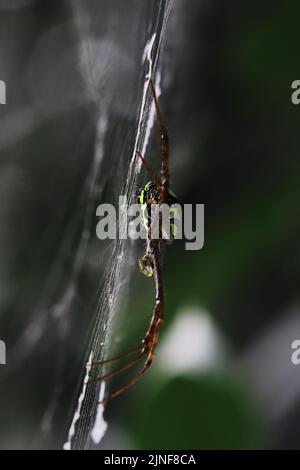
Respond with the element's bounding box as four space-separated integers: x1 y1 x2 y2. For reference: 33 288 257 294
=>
87 345 141 367
148 79 170 199
142 239 164 351
136 150 163 200
98 240 164 405
88 353 145 384
98 323 161 405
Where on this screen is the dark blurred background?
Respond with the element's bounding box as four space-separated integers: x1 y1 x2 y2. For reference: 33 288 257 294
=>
0 0 300 450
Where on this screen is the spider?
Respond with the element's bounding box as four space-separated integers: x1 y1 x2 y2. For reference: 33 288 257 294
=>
90 79 177 405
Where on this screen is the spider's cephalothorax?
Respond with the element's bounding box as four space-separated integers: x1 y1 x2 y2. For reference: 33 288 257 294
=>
135 180 160 206
136 180 178 232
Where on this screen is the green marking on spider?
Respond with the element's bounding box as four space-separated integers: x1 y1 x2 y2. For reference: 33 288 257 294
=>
136 180 179 237
139 188 144 205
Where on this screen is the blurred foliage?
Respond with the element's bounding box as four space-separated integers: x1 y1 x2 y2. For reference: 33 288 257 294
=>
129 373 258 449
232 0 300 102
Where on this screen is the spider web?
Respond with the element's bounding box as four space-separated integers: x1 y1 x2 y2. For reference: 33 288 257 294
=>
62 0 174 450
